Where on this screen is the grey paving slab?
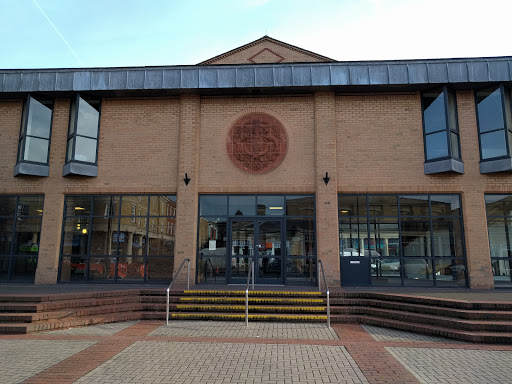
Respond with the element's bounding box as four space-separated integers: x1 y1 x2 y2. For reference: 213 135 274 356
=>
361 324 459 343
74 341 368 384
0 340 96 384
151 321 339 340
387 347 512 384
42 320 139 335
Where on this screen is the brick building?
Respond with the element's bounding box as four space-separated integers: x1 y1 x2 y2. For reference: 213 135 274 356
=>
1 36 512 289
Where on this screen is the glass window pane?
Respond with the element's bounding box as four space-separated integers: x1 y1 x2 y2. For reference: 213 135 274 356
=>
450 131 460 159
286 257 316 286
199 195 227 216
150 196 176 216
430 195 461 216
66 137 73 162
480 130 508 159
338 195 366 216
62 217 90 255
425 131 449 160
447 89 458 132
399 196 429 216
17 196 44 217
423 90 447 134
401 219 431 257
257 196 284 216
229 196 256 216
231 256 251 278
0 197 17 216
198 217 227 257
17 137 24 163
93 196 120 216
65 196 92 216
435 259 466 287
60 256 87 282
286 195 314 216
118 257 145 280
76 97 100 138
68 98 76 136
372 258 401 286
74 136 97 163
487 217 511 258
432 218 463 258
0 219 14 254
117 217 144 256
148 218 174 256
13 218 41 255
403 258 433 286
286 218 315 257
90 216 118 255
147 257 174 281
492 259 512 286
339 219 366 256
486 195 512 216
23 136 49 163
368 218 399 257
368 195 398 216
0 257 8 281
10 257 37 282
26 97 52 138
89 257 115 281
197 256 226 284
476 86 504 133
120 196 147 216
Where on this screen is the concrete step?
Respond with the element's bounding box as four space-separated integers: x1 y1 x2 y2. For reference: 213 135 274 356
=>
174 304 327 313
175 297 325 305
0 311 142 334
0 296 142 313
180 290 323 297
169 312 328 322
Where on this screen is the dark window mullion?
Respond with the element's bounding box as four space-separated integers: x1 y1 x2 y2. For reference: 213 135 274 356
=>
428 196 437 285
501 85 512 157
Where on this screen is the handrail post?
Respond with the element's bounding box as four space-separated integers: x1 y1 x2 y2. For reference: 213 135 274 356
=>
166 288 170 325
317 262 321 292
245 260 254 326
165 258 191 326
326 290 330 328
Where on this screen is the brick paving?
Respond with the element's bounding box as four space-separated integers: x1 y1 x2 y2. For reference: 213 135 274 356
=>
150 321 339 340
0 320 511 383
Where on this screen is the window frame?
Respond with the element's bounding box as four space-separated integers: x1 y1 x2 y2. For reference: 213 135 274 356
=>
65 94 101 166
16 95 54 166
421 86 461 163
475 84 512 162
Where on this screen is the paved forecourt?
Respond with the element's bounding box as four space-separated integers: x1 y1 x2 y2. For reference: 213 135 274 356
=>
1 320 512 384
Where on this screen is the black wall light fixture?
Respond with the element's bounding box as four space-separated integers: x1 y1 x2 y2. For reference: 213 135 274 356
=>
184 173 191 186
323 172 330 185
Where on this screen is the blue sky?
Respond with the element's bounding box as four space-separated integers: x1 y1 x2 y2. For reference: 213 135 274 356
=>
1 0 511 69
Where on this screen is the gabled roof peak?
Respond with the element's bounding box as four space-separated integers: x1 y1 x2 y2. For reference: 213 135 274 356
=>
198 35 335 65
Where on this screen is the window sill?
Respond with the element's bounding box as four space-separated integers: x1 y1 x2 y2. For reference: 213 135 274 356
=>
480 158 512 174
62 161 98 177
14 162 49 177
424 159 464 175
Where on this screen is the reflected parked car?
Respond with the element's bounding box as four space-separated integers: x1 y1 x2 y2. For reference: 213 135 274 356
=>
340 248 364 256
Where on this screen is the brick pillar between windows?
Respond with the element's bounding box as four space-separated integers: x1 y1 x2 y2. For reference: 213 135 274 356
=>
314 92 340 286
463 189 494 288
35 192 64 284
173 95 200 286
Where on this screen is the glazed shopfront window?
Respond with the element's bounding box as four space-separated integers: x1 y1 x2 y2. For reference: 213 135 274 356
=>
59 195 176 283
486 195 512 287
0 195 44 282
339 194 466 287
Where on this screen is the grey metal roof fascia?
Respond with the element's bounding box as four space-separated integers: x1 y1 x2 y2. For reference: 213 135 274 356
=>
1 57 512 93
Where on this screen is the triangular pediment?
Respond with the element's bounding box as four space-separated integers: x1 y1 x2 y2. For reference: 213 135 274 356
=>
198 36 335 65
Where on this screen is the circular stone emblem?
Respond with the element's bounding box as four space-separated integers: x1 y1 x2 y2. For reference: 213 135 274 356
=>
226 113 288 174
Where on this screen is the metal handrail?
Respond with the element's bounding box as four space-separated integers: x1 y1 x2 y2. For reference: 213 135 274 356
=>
166 258 190 325
317 259 331 328
245 260 255 326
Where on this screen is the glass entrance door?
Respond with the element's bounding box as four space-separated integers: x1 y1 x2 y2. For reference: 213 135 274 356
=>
228 219 284 284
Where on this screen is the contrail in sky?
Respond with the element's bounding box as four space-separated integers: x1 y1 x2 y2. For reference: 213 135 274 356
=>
32 0 85 66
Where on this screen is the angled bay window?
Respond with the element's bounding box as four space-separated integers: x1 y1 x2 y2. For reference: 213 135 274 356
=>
14 96 53 177
63 95 100 177
421 87 463 174
476 85 512 173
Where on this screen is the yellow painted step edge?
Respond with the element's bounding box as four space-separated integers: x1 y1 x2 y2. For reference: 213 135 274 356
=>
183 290 321 295
176 305 326 311
179 297 324 303
171 313 328 320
